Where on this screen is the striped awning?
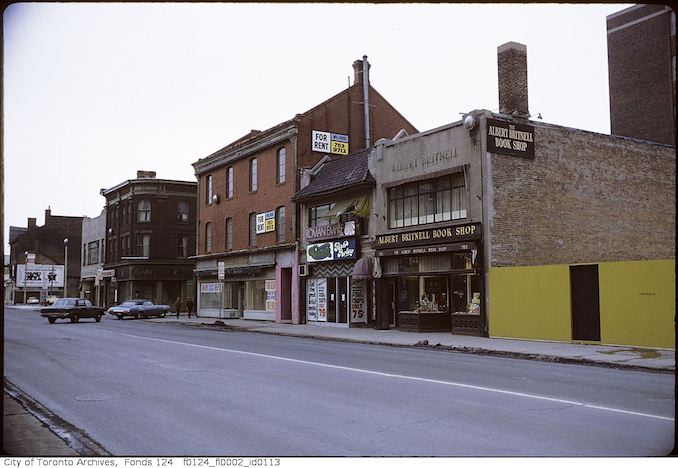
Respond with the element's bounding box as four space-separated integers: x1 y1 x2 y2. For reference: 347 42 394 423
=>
352 256 374 279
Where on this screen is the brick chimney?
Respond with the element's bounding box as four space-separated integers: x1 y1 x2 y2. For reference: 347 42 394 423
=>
352 57 371 85
27 217 36 229
497 42 529 117
137 170 157 179
45 207 52 223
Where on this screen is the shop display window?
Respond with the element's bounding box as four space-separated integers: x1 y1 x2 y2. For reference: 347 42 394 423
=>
451 274 481 314
245 280 267 310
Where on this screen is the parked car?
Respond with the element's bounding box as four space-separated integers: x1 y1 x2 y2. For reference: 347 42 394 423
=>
107 300 170 319
40 298 105 324
27 297 40 305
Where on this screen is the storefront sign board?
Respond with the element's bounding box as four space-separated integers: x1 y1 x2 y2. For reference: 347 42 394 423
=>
305 221 356 242
350 279 367 323
307 279 318 321
200 282 222 293
486 118 535 159
306 238 357 263
376 242 474 257
376 222 482 249
256 210 276 234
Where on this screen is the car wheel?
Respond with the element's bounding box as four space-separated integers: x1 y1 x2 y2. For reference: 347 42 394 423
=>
136 313 142 319
48 317 56 324
95 315 102 322
160 313 166 318
116 314 123 320
70 314 80 323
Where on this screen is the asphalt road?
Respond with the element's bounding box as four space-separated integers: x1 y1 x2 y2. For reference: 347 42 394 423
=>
4 306 675 456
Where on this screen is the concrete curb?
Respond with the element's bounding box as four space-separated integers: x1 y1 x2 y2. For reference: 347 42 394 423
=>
153 320 675 374
4 379 111 456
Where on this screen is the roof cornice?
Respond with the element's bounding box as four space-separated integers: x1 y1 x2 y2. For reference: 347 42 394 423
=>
193 124 299 176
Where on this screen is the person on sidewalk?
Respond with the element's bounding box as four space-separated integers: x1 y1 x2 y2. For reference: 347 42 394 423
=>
174 297 182 319
186 298 194 319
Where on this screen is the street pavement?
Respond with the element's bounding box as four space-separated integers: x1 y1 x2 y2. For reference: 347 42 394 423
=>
3 305 676 456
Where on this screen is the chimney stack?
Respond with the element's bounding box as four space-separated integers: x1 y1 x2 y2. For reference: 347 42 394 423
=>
28 217 36 229
137 170 157 179
45 207 51 222
352 57 371 85
497 42 529 117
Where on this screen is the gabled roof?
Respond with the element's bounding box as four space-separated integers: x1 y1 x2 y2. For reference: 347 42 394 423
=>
292 147 375 202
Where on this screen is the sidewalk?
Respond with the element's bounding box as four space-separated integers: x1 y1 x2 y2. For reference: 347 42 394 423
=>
154 314 676 372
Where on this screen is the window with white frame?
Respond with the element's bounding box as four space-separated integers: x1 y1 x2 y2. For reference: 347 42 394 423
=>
226 167 234 199
136 234 150 257
388 173 466 228
205 222 212 253
225 217 233 250
206 175 213 205
276 206 285 243
138 200 151 222
277 148 286 184
249 159 257 192
309 203 335 227
177 201 189 223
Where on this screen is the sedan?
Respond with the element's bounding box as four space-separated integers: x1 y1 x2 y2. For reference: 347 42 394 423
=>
40 298 105 324
107 300 170 320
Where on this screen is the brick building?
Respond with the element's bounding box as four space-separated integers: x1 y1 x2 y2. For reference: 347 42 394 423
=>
192 57 417 322
100 171 197 308
8 208 83 303
607 4 676 145
80 209 106 306
361 42 674 348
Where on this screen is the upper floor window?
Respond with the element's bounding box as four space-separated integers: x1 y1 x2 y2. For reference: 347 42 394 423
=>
178 236 188 258
87 241 99 265
205 222 212 253
138 200 151 222
388 173 466 229
276 206 286 243
309 203 335 228
249 213 257 247
226 167 234 199
206 175 213 205
82 243 86 266
136 234 150 257
177 201 189 223
225 217 233 250
249 158 258 192
276 148 286 184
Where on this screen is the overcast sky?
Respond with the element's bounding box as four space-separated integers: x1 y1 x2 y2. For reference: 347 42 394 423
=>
3 2 628 254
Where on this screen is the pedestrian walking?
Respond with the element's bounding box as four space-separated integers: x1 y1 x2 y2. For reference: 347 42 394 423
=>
174 297 182 319
186 298 194 319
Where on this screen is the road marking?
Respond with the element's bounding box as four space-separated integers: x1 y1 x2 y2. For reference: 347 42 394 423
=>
115 331 674 422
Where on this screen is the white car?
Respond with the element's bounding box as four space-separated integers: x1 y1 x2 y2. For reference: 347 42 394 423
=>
26 297 40 305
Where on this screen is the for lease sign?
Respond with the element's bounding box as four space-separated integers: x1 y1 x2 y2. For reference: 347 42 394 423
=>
312 130 349 155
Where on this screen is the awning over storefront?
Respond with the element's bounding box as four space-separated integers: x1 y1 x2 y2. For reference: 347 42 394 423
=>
323 196 371 219
352 256 374 279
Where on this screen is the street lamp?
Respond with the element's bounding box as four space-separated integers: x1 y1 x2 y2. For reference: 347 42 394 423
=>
64 238 69 298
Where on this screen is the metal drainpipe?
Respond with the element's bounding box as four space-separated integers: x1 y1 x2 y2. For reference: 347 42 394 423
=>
362 55 370 148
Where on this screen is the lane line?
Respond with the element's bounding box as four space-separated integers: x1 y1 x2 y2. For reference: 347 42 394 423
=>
112 331 675 422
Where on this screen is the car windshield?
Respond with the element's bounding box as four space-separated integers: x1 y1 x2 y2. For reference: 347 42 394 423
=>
143 301 154 306
54 299 75 307
120 301 144 306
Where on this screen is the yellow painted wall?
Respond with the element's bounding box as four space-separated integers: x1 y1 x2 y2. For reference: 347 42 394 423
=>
488 265 572 342
599 260 675 349
488 260 676 349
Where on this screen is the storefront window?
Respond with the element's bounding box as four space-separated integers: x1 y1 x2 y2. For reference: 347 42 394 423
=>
451 274 481 314
224 282 238 309
199 282 222 310
245 280 266 310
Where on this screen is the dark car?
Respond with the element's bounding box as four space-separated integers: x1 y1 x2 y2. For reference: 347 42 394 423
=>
40 298 105 324
107 300 170 320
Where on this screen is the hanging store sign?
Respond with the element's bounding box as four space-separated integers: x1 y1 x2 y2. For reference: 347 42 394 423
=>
306 238 357 263
312 130 349 155
375 222 482 249
486 118 535 159
305 221 356 242
256 210 276 234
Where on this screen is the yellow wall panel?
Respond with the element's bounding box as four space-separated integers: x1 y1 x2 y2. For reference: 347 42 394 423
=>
599 260 675 349
488 265 571 341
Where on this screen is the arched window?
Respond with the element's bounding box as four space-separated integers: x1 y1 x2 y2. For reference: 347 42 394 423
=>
177 201 189 223
138 200 151 222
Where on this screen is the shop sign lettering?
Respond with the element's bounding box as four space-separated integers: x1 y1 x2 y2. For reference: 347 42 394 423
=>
350 279 367 323
305 221 356 242
306 238 357 263
487 118 535 158
375 223 482 248
392 148 457 173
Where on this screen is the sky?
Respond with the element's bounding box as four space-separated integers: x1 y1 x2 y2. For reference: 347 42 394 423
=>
3 2 628 254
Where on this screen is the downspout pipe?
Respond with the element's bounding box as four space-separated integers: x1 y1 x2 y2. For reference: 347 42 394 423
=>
362 55 370 148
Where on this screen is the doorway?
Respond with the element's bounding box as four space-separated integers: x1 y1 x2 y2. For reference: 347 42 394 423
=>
570 264 601 341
